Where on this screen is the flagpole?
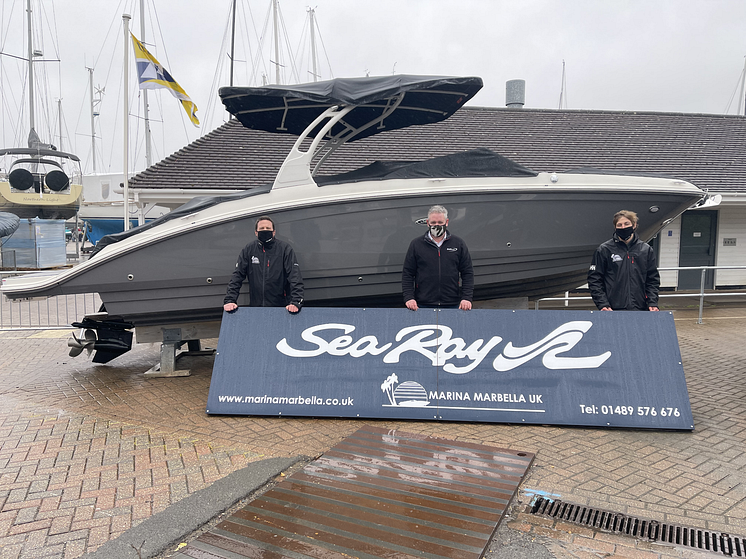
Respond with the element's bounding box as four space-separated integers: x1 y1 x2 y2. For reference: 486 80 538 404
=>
123 14 131 232
140 0 152 169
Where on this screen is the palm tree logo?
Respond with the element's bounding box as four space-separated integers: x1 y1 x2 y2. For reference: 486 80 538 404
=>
381 373 399 406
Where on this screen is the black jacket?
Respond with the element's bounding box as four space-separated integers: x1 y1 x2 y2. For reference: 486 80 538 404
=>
402 232 474 307
224 238 304 308
587 233 659 311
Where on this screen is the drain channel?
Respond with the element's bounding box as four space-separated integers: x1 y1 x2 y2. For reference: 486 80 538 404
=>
530 497 746 556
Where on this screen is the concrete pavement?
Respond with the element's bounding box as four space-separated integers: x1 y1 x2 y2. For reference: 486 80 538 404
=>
0 307 744 558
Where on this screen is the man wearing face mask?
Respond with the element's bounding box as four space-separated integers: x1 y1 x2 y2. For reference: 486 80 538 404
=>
402 205 474 311
588 210 660 311
223 216 304 313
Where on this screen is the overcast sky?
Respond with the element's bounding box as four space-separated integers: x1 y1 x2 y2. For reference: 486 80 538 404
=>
2 0 746 175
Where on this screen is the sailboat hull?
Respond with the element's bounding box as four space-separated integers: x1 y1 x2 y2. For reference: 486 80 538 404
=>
0 181 82 220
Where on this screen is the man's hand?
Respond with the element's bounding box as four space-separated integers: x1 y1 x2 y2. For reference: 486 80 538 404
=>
459 300 472 311
601 307 612 311
223 302 238 312
405 299 418 311
286 304 300 313
649 306 660 312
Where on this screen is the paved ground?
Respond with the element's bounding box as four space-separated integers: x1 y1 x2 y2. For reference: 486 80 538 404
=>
0 306 745 558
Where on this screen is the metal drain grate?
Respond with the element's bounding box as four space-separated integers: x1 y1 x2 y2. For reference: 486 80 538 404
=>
531 497 746 556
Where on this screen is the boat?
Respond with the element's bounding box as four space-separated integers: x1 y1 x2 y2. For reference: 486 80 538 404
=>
1 75 706 363
79 172 170 246
0 0 83 221
0 138 83 220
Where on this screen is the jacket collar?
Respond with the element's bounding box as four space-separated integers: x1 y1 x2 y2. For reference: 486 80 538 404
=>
613 231 639 247
425 230 451 245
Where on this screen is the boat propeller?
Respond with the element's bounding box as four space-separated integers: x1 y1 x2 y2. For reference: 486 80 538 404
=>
68 317 134 363
68 329 97 357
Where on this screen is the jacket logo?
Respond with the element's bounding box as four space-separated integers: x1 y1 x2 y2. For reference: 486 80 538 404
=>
446 247 458 252
251 256 260 264
589 264 596 271
611 254 623 262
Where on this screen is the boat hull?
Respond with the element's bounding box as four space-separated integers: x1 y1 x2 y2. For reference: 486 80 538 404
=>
2 176 703 327
0 181 82 220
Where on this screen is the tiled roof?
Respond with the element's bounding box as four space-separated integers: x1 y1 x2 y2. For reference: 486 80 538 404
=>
129 106 746 193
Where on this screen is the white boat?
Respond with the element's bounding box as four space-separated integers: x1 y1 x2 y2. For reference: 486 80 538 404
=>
0 1 82 220
0 143 82 220
1 75 705 363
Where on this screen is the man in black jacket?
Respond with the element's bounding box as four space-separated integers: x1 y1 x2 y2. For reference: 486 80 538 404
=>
402 205 474 311
588 210 660 311
223 216 304 313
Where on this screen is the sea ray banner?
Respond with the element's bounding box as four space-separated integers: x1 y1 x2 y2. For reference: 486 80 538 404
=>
206 308 694 430
131 33 199 126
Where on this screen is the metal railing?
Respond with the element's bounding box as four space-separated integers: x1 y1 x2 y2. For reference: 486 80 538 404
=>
535 265 746 323
3 265 746 329
0 271 101 330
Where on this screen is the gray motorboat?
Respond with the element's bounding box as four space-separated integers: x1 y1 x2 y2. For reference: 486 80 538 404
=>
1 75 705 363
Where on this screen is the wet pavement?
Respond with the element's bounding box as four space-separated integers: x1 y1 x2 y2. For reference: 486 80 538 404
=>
0 306 745 558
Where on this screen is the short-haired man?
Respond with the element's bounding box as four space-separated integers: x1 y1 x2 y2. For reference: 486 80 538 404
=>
402 205 474 311
588 210 660 311
223 216 304 313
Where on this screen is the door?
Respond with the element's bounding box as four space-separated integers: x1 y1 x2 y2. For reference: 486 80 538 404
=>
678 210 717 290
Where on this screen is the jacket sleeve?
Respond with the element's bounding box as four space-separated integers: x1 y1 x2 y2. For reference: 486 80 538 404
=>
401 240 417 302
645 247 660 307
224 247 249 304
459 240 475 302
587 246 610 310
284 245 304 307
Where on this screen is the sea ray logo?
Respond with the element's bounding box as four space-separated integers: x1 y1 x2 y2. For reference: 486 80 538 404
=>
446 247 458 251
611 254 623 262
251 256 260 264
493 322 611 371
277 321 611 373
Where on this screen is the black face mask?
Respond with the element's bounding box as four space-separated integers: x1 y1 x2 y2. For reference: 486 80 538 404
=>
429 224 446 238
257 230 275 245
615 225 634 241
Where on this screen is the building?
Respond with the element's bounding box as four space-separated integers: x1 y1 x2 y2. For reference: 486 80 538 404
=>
127 106 746 290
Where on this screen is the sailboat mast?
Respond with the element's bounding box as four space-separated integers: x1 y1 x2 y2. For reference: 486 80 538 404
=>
123 13 131 232
140 0 152 168
309 8 318 82
738 56 746 117
230 0 236 87
57 99 63 151
273 0 280 84
26 0 35 133
88 67 97 173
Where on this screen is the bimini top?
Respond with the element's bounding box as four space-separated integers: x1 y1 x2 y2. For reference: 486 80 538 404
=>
0 147 80 162
219 75 483 141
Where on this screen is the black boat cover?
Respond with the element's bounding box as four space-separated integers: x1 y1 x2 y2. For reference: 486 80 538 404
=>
316 148 537 186
0 212 20 238
89 183 274 257
90 149 536 257
220 75 483 141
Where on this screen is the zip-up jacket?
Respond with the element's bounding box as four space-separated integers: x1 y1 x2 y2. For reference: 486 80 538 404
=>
402 232 474 307
224 238 304 308
587 233 659 311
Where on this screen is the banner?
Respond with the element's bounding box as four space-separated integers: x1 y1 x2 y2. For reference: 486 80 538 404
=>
206 308 693 430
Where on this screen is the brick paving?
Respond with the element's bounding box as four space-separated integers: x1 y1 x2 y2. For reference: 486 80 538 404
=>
0 308 744 558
